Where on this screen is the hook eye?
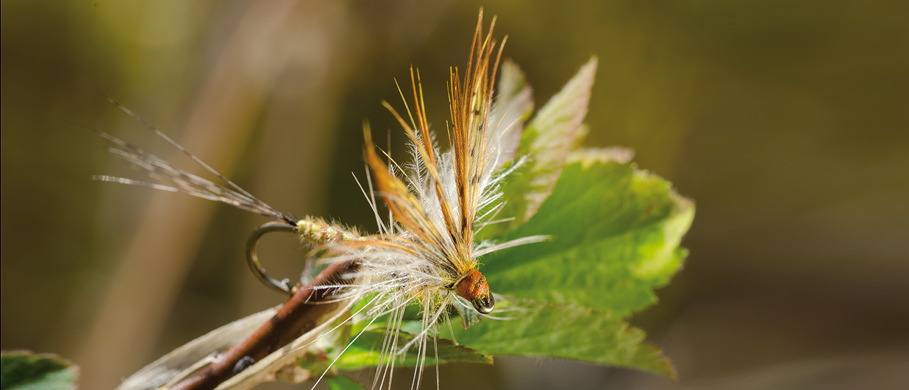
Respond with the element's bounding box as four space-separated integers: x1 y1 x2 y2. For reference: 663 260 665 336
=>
246 221 298 295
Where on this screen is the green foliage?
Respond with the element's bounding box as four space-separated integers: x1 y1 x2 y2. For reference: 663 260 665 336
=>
482 57 598 237
483 154 693 317
334 330 491 370
333 58 694 379
0 352 77 390
460 151 692 377
442 301 675 378
325 375 365 390
466 59 693 375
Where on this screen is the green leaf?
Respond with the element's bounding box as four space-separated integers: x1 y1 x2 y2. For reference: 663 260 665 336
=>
340 147 692 377
1 352 77 390
457 149 692 377
441 301 676 378
481 150 694 317
489 59 534 164
333 330 491 371
325 375 366 390
334 59 690 379
495 60 533 120
482 58 599 238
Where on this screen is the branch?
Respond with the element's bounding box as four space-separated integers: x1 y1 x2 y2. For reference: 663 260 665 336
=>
170 260 358 390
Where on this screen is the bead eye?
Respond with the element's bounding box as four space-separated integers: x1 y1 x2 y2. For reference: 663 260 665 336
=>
471 294 495 314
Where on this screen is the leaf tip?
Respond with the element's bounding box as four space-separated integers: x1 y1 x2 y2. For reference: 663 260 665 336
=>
0 350 79 390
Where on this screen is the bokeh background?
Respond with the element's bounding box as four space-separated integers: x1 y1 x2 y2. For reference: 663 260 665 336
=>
2 1 907 389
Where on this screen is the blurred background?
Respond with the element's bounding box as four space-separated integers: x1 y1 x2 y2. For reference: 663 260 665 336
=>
2 1 907 389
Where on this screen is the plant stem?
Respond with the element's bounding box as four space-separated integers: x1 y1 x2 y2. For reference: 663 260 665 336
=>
170 260 358 390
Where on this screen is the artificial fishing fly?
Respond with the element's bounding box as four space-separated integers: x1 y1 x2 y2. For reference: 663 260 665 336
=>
105 10 545 390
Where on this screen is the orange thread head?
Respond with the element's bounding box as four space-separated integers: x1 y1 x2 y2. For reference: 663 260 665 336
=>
456 269 495 314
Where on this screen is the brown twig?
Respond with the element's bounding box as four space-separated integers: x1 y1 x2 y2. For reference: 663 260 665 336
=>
170 260 358 390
